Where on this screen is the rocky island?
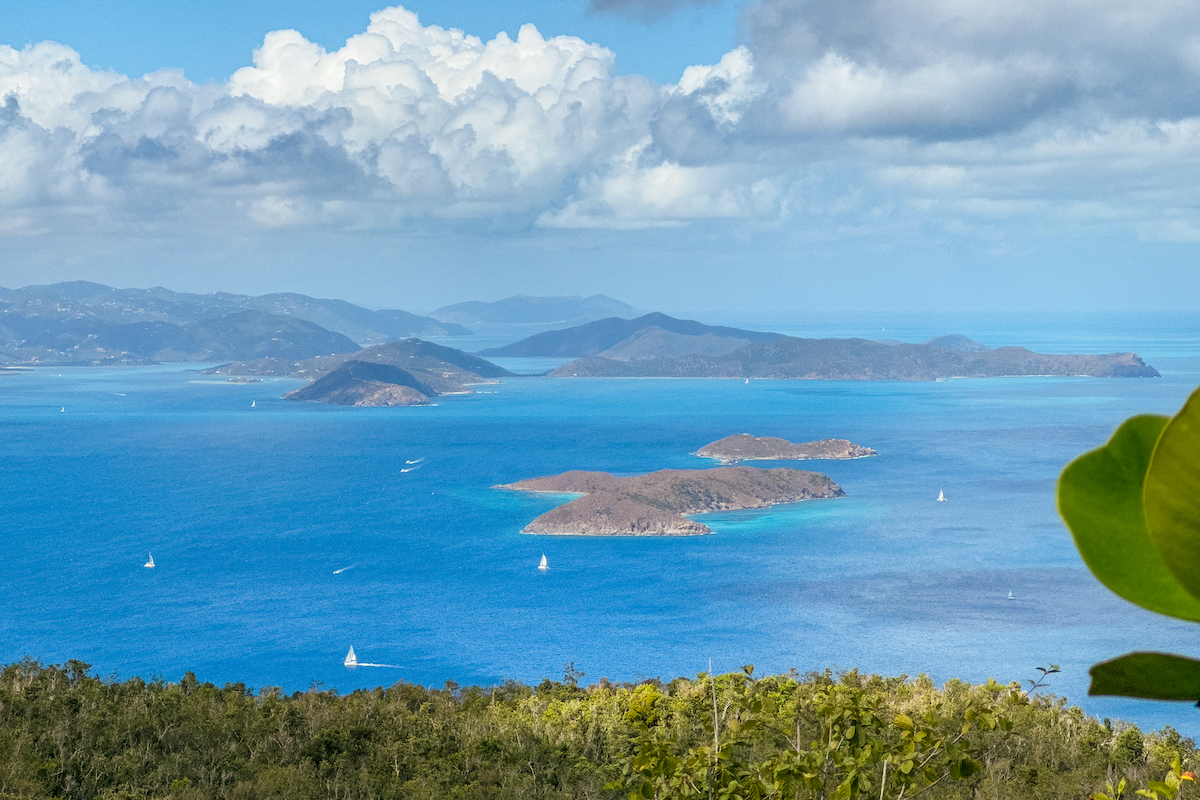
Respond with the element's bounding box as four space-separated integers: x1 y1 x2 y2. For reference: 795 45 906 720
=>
498 466 844 535
695 434 877 463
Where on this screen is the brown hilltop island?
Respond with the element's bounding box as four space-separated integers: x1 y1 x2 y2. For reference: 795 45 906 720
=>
205 338 516 407
282 361 438 407
695 434 878 464
497 466 845 536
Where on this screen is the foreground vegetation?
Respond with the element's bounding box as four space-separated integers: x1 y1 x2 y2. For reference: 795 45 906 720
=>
0 660 1196 800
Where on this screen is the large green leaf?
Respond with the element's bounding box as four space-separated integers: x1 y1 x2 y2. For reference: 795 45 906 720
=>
1058 414 1200 622
1089 652 1200 700
1145 388 1200 602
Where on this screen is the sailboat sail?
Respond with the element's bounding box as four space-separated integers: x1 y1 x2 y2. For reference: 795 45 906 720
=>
344 646 358 667
937 489 946 502
144 552 155 569
538 554 548 571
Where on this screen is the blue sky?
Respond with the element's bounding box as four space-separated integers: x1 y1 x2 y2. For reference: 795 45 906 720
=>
3 0 1200 313
2 0 740 85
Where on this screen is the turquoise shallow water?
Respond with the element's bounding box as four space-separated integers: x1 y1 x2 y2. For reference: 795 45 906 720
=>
3 312 1200 734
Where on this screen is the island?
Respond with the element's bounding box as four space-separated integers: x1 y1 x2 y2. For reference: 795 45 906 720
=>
477 312 780 358
547 336 1159 380
205 338 512 383
200 338 516 407
695 434 877 463
474 312 1158 380
497 466 845 535
282 361 439 406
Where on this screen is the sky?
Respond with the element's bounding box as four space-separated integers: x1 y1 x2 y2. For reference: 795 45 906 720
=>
2 0 1200 313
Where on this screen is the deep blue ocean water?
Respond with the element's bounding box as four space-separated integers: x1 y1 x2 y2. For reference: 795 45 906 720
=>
3 311 1200 734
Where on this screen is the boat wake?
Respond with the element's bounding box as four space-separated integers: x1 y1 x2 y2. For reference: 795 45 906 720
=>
343 646 400 668
350 662 402 668
333 565 356 575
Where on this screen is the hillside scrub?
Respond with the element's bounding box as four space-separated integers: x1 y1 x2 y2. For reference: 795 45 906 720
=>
0 660 1194 800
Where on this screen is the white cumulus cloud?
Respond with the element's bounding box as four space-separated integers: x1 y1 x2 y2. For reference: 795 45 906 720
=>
5 0 1200 241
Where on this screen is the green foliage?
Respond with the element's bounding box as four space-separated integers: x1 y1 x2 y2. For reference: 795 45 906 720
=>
1059 386 1200 701
1113 728 1147 767
1133 754 1195 799
1058 414 1200 622
1 659 1195 800
1144 394 1200 598
1091 654 1200 701
1093 776 1127 800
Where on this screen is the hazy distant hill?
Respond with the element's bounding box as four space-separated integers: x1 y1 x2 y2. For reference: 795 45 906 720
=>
0 305 361 366
594 327 756 360
430 294 638 325
548 336 1161 380
923 335 990 352
232 292 470 342
0 281 469 350
206 337 515 393
477 312 780 358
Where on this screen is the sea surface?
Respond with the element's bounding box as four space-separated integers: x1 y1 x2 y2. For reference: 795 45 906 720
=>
3 311 1200 734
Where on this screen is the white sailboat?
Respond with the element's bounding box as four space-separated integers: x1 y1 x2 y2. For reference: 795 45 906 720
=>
538 554 548 572
251 400 256 408
937 488 946 502
1007 591 1015 600
144 552 155 569
344 646 358 667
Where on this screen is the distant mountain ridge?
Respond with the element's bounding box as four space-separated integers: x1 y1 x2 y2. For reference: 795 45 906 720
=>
477 312 780 358
0 306 361 365
431 294 639 325
0 282 468 357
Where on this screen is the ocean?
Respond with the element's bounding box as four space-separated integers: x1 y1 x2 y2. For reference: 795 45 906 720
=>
2 310 1200 735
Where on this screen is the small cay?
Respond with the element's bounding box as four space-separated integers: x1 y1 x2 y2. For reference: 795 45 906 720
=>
497 466 845 536
695 434 877 464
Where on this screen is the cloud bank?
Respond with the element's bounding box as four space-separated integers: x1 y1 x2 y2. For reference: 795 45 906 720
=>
4 1 1200 240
